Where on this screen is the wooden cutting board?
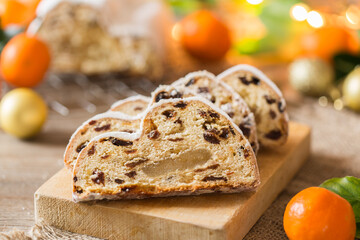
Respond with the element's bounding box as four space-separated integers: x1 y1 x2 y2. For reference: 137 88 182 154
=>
34 122 310 240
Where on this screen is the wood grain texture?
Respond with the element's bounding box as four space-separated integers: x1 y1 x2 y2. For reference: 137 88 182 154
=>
34 122 310 240
0 106 108 232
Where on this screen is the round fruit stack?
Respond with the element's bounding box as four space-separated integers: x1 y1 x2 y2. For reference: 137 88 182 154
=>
0 32 50 139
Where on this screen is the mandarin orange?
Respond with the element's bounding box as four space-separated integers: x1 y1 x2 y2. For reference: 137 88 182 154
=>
0 0 39 28
284 187 356 240
300 26 359 61
0 33 51 87
179 10 231 61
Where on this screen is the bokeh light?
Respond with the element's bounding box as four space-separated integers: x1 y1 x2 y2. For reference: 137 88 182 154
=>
346 5 360 26
246 0 263 5
290 4 309 21
171 22 181 42
307 11 324 28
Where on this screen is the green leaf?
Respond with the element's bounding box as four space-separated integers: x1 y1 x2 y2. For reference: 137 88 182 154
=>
320 176 360 238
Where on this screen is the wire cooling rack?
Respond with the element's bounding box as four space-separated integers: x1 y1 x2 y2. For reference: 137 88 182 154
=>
1 73 158 116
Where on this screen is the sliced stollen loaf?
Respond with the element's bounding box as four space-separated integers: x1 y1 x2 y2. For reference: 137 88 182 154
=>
151 71 259 153
64 112 141 170
110 95 150 116
73 97 260 202
218 65 289 147
64 95 149 170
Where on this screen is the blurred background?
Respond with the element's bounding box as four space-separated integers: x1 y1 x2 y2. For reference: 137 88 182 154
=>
1 0 360 236
0 0 360 128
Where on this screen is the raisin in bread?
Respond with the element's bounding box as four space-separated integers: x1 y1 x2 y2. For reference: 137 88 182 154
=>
73 97 260 202
64 112 141 170
110 95 150 116
151 71 258 153
218 65 289 147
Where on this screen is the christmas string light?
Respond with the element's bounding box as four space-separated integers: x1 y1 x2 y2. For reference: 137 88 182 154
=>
290 4 309 21
289 2 360 30
246 0 263 5
306 11 324 28
345 5 360 29
171 22 181 42
289 3 324 28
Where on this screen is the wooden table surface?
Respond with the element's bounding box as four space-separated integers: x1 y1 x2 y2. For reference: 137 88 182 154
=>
0 107 109 232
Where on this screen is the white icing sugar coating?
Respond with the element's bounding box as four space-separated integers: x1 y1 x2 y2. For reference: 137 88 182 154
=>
110 95 150 110
172 70 251 112
217 64 284 97
88 97 253 151
27 0 106 34
90 131 141 143
172 70 217 87
64 111 142 160
36 0 105 17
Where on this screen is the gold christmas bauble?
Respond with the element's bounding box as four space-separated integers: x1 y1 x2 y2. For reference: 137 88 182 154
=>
343 67 360 112
0 88 47 139
289 58 334 96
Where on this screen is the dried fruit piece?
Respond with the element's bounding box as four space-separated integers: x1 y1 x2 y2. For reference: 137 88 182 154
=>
185 78 195 86
174 118 183 125
155 91 170 102
208 111 220 119
148 130 160 139
198 87 210 93
219 128 230 139
239 123 251 138
87 145 95 155
203 130 220 144
76 142 87 153
174 102 187 109
269 110 277 119
94 124 111 132
162 110 176 118
278 100 286 113
264 95 276 104
202 176 227 182
265 130 282 140
194 164 220 172
115 179 124 184
238 75 260 85
125 171 137 178
89 120 97 125
198 109 207 118
91 170 105 185
124 149 137 154
110 138 133 147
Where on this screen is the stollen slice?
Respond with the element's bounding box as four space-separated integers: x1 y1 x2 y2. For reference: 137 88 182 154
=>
64 112 141 170
151 71 259 153
73 97 260 202
110 95 150 116
218 64 289 147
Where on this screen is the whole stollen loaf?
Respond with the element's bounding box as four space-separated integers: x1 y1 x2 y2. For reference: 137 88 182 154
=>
72 97 260 202
29 0 165 79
